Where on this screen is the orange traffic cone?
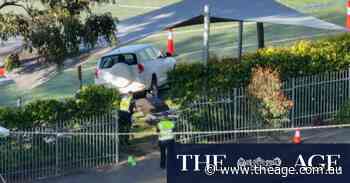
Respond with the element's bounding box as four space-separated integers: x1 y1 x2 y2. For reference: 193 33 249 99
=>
167 29 175 56
347 1 350 29
0 67 5 77
292 128 302 144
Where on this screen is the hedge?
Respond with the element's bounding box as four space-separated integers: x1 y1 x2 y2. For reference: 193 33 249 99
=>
0 85 121 130
334 100 350 124
168 33 350 104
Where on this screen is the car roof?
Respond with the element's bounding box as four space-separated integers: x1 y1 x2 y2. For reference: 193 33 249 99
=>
103 44 153 57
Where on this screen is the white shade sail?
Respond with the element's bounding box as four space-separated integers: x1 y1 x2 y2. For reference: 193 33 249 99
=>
117 0 347 46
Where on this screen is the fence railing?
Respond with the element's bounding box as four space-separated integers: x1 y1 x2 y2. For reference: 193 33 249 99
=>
175 69 350 144
0 112 119 183
2 69 350 181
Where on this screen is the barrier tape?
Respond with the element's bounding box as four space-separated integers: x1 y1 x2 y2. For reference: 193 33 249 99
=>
9 124 350 137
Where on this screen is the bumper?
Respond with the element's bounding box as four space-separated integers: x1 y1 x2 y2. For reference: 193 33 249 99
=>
95 78 146 94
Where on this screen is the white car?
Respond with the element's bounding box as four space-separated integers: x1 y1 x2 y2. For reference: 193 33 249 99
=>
95 44 176 95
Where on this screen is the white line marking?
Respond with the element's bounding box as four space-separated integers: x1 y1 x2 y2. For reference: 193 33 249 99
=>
147 24 235 38
118 4 162 9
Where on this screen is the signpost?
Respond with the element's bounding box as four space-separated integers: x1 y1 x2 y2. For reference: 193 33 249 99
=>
238 21 244 62
203 4 210 66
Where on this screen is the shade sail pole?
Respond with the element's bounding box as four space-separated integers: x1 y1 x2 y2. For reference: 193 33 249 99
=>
203 4 210 66
257 22 265 49
238 21 244 62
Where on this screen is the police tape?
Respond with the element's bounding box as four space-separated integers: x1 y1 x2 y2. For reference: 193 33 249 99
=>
8 123 350 137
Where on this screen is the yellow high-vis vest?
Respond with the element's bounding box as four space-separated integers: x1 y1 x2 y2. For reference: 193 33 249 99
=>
120 96 133 112
158 119 175 141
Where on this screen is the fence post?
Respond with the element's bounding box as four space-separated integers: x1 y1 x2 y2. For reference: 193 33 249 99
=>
348 67 350 99
291 77 296 128
55 122 59 176
114 110 119 164
233 88 237 143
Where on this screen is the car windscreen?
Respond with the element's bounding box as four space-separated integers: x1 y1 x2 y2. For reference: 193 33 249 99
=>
99 53 137 69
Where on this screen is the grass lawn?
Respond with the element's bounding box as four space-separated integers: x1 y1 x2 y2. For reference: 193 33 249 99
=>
0 0 347 106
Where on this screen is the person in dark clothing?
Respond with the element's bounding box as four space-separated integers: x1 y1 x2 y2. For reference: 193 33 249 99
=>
159 139 175 169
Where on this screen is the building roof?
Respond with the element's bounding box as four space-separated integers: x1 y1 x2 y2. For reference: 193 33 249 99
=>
117 0 347 46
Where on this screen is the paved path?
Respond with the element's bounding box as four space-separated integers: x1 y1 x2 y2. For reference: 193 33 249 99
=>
235 127 350 144
31 128 350 183
0 38 23 63
36 152 166 183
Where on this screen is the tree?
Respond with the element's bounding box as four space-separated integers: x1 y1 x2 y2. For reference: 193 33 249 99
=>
0 0 117 65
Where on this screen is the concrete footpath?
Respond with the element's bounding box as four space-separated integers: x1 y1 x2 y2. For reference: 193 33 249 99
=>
36 152 166 183
34 128 350 183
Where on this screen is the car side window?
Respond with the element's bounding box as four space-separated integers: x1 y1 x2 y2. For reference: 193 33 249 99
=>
138 50 152 62
120 54 137 65
100 54 137 68
152 47 163 58
145 48 157 60
100 56 115 69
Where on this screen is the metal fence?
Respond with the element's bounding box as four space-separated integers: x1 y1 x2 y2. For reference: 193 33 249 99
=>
2 69 350 182
175 69 350 144
0 112 119 183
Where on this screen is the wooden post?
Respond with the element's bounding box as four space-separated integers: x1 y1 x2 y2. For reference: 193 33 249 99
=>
257 22 265 49
203 4 210 66
238 21 244 62
77 65 83 89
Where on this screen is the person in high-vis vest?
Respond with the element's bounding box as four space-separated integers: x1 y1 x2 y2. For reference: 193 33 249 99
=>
157 119 175 169
119 92 135 144
120 92 134 112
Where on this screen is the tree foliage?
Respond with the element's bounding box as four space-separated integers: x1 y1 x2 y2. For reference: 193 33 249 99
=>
248 67 293 128
0 0 117 65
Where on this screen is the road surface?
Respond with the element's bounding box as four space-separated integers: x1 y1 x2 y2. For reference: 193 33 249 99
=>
36 152 166 183
0 38 23 63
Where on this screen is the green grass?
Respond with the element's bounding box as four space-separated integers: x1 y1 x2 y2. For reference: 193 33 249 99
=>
0 0 348 107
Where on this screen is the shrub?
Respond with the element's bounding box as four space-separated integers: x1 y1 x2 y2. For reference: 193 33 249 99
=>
24 99 66 127
0 85 122 130
0 106 35 129
4 53 20 71
75 85 121 116
168 33 350 105
248 67 293 128
334 101 350 124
